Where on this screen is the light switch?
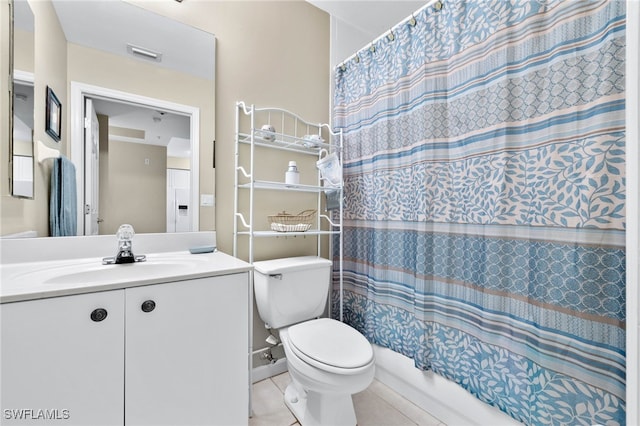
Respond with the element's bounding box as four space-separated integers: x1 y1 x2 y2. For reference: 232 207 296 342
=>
200 194 215 206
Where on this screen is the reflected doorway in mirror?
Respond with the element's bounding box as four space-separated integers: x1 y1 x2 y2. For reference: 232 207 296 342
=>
69 82 200 236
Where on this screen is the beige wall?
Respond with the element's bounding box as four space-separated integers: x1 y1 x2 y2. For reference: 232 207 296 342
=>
132 0 331 256
14 28 34 72
100 141 166 235
1 0 67 237
213 0 330 363
97 118 168 236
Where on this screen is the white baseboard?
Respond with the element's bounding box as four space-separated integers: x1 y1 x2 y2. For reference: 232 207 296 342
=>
373 345 520 426
252 357 288 383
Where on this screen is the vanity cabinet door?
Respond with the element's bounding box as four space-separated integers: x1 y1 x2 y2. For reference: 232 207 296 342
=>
0 291 125 426
125 273 249 426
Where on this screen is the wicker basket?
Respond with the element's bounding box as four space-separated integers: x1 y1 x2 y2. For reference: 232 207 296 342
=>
268 209 316 232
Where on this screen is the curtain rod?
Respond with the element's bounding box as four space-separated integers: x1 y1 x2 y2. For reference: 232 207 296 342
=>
338 0 441 70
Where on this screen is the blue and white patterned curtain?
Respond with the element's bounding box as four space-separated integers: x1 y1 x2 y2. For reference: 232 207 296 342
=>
332 1 626 424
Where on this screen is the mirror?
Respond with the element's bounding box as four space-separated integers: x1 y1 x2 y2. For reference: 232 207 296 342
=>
5 0 215 236
11 0 34 198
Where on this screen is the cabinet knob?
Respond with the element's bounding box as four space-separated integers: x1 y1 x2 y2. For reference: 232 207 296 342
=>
141 300 156 313
90 308 108 322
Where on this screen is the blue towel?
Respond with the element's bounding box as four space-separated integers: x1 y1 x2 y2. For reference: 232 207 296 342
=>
50 156 77 237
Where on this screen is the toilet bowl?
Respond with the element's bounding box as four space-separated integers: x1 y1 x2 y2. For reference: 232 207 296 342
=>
252 257 375 426
280 319 375 426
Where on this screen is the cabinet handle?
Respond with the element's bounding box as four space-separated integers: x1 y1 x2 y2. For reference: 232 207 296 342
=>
141 300 156 313
90 308 108 322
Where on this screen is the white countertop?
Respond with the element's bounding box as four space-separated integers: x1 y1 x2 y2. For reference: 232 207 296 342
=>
1 250 252 304
0 232 252 304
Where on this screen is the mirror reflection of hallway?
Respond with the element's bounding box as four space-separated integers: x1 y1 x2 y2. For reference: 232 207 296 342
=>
88 97 192 235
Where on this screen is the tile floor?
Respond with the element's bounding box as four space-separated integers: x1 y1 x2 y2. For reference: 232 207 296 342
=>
250 372 446 426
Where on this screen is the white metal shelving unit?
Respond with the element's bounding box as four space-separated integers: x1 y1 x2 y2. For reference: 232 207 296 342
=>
233 101 343 271
233 102 345 416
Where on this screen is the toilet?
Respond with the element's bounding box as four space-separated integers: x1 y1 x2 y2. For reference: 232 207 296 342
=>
253 256 375 426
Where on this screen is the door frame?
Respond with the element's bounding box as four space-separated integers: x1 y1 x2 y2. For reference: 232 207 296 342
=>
70 81 200 235
84 98 100 235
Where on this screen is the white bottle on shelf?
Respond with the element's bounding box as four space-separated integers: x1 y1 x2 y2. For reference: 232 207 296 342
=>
285 161 300 185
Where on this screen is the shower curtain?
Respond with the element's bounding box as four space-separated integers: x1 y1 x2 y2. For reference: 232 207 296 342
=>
332 1 626 424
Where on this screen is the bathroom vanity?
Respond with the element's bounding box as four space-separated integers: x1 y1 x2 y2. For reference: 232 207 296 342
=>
0 232 252 426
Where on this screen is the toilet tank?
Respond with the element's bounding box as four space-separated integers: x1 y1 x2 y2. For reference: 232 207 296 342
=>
253 256 333 329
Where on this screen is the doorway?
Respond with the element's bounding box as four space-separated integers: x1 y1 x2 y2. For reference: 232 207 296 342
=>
70 82 200 235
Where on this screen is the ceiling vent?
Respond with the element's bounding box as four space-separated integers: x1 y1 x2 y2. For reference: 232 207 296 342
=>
126 43 162 63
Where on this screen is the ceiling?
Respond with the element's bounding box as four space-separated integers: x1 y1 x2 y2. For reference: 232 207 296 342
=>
307 1 428 40
91 99 191 158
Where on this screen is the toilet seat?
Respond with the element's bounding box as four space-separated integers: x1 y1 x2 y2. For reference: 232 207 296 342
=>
287 318 374 375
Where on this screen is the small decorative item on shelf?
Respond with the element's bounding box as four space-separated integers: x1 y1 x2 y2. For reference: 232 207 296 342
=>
259 124 276 141
302 134 324 148
268 209 316 232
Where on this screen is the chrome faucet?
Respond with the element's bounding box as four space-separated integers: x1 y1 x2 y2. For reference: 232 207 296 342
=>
103 224 146 265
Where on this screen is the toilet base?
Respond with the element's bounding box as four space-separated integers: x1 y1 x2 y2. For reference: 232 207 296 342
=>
284 381 357 426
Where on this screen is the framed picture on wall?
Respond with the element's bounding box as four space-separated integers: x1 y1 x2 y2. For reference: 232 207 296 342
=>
45 86 61 142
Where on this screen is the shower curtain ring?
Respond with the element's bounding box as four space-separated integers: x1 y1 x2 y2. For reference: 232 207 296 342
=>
387 29 395 42
369 43 376 53
409 14 417 27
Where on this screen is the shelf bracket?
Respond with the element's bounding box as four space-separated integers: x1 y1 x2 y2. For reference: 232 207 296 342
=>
236 101 251 115
320 214 340 227
237 166 252 179
235 213 250 229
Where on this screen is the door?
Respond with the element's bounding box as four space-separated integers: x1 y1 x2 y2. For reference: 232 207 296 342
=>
1 291 125 425
125 275 249 425
84 98 100 235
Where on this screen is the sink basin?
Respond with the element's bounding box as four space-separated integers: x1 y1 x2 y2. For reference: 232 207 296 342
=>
8 254 213 287
44 261 193 285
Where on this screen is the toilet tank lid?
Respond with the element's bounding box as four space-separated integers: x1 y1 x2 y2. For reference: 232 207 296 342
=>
253 256 332 274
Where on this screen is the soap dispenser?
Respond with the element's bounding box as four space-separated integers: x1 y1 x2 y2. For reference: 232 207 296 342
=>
285 161 300 185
